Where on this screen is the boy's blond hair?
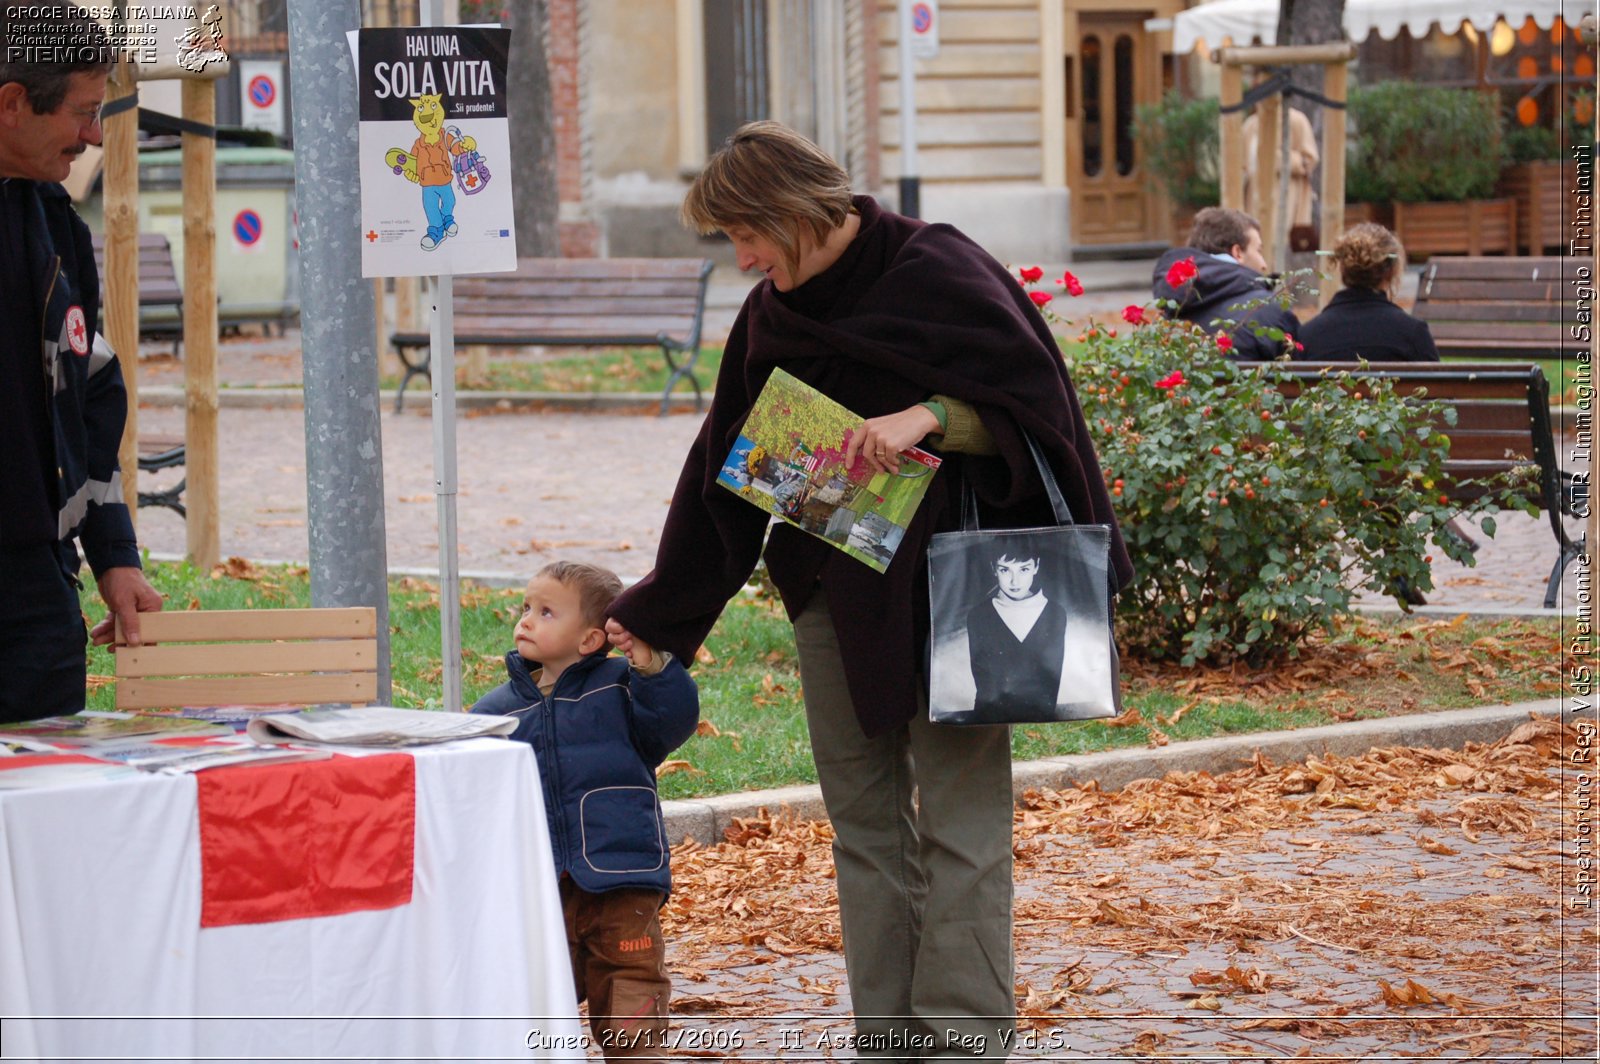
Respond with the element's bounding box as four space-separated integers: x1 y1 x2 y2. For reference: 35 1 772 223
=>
537 561 623 629
680 120 853 280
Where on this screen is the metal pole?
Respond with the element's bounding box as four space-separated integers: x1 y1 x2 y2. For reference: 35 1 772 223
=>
285 0 392 702
422 0 464 713
897 0 919 219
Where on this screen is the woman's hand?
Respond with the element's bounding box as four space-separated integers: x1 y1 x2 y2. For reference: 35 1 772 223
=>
843 404 942 476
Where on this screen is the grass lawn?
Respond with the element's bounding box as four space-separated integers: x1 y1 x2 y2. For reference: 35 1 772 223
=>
82 560 1563 800
378 345 725 395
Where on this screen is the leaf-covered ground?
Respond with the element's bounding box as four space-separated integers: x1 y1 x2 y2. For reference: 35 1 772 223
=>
647 717 1596 1059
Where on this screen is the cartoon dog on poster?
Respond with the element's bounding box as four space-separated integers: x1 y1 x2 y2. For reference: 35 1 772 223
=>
382 93 492 251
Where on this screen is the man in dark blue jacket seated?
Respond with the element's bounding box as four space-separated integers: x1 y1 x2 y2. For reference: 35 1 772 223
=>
1152 207 1300 360
0 6 163 723
473 560 698 1061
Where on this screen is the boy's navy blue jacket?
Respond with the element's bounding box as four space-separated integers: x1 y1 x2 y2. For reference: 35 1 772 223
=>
472 649 698 895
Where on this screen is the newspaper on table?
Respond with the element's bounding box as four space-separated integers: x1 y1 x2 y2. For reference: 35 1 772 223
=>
246 706 519 747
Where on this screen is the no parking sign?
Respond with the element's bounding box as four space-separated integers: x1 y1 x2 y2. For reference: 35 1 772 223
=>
909 0 939 59
232 209 264 252
238 59 285 136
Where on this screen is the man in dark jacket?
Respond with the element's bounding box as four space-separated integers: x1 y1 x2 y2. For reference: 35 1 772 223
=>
0 7 163 722
1152 206 1300 360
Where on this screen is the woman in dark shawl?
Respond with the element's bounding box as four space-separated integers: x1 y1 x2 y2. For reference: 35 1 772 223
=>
606 122 1131 1060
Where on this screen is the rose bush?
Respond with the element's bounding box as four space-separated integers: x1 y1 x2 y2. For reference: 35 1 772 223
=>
1023 276 1535 664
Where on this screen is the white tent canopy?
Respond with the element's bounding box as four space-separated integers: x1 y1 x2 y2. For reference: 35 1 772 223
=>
1162 0 1584 55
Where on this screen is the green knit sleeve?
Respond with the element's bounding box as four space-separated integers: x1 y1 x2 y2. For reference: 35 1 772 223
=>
928 394 999 455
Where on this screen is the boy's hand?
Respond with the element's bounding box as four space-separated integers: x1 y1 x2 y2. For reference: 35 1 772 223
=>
624 635 660 673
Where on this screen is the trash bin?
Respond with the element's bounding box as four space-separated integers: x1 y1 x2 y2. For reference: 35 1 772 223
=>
112 145 301 332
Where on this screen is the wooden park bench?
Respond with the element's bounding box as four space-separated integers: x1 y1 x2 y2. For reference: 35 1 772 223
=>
388 257 716 416
137 433 186 517
1245 360 1582 608
1412 256 1583 360
91 232 185 357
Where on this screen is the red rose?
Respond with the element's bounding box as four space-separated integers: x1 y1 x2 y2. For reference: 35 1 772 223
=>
1165 256 1198 287
1029 290 1053 308
1154 370 1186 390
1215 333 1234 352
1018 266 1044 284
1121 305 1146 326
1058 271 1085 297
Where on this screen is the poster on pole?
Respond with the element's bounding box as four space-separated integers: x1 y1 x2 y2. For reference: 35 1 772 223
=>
356 27 516 278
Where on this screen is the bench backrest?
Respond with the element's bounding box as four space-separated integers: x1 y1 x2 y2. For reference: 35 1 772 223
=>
1244 360 1556 506
90 231 184 305
1411 256 1581 359
114 607 379 710
449 257 715 349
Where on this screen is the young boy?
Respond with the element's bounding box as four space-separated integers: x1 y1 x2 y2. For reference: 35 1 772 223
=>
473 561 698 1060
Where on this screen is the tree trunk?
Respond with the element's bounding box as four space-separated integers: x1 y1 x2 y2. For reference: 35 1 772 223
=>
506 0 561 257
1275 0 1346 130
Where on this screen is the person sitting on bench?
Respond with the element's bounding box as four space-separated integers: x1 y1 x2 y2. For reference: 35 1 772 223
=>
1152 207 1300 360
1297 223 1439 363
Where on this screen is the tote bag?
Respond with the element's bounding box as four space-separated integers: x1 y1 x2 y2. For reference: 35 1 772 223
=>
927 434 1123 725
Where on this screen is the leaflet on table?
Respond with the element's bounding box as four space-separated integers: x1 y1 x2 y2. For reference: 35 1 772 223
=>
716 369 942 574
246 706 520 746
0 758 141 789
84 740 335 773
0 711 234 746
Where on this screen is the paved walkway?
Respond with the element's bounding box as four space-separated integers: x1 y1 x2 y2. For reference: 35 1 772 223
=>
640 716 1596 1061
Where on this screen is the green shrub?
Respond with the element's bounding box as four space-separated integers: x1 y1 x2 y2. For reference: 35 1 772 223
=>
1347 83 1504 202
1134 91 1221 209
1042 294 1535 665
1503 122 1562 164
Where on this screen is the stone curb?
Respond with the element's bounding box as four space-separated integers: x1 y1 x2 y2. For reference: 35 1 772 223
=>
660 697 1572 847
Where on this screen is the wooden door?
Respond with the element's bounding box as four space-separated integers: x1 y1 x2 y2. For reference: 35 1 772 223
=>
1070 13 1160 246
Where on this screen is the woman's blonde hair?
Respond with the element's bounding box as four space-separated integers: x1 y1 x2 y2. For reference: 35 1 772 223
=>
1333 222 1405 297
681 121 854 278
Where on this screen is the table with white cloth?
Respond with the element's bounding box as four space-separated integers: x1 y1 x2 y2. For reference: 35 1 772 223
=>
0 737 586 1062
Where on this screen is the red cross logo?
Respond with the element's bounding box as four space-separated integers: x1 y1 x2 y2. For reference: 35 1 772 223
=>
464 173 478 189
366 230 379 243
65 305 89 356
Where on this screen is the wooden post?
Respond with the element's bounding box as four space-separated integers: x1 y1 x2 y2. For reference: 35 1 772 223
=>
1317 59 1348 309
396 275 420 348
374 277 398 380
182 78 220 571
1254 92 1282 271
104 62 141 520
1219 62 1244 210
464 344 488 387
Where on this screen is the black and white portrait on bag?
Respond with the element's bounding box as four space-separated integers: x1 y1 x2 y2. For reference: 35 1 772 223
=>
927 526 1120 725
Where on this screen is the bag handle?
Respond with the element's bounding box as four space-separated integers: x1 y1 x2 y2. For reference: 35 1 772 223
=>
962 431 1074 531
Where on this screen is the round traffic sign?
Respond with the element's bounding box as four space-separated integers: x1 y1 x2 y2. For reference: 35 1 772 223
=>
233 209 263 247
912 2 933 34
248 74 276 108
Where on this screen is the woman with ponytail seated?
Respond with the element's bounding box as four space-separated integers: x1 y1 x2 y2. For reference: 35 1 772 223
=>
1297 223 1439 363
